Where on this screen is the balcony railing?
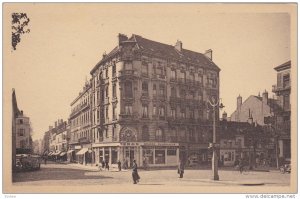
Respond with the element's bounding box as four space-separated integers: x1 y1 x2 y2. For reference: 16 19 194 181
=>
119 70 138 77
272 84 291 92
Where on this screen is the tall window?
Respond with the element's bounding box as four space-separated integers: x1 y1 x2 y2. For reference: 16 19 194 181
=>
142 82 148 95
142 126 149 141
112 64 116 77
105 87 109 98
113 106 116 120
153 105 157 116
159 106 165 117
171 108 176 119
171 87 176 97
125 105 132 115
124 81 133 98
159 85 165 96
153 84 157 96
19 129 25 136
106 69 109 78
181 108 186 118
142 63 148 75
283 74 290 88
171 69 176 80
106 107 109 118
142 105 148 118
113 84 116 98
155 128 164 142
283 94 290 110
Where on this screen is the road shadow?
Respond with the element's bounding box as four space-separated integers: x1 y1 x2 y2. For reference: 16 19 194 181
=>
12 167 113 183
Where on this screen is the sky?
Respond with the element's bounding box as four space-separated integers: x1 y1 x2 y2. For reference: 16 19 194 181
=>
4 4 293 140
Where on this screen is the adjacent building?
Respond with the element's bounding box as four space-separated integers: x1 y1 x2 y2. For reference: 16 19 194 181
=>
68 81 92 164
272 60 291 160
86 33 220 167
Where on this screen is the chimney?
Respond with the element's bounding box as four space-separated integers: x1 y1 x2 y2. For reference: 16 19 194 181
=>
49 126 53 130
102 51 107 59
222 111 227 121
262 90 268 104
237 95 242 110
118 33 128 46
247 109 253 125
175 40 182 52
55 121 57 128
204 49 213 60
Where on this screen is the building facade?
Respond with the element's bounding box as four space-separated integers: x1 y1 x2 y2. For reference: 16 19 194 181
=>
230 91 277 126
15 111 33 154
68 81 92 164
87 34 220 167
272 60 291 160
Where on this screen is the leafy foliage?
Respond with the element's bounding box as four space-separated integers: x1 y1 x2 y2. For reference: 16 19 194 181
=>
11 13 30 50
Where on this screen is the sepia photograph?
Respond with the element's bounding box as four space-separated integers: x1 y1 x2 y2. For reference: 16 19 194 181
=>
2 3 297 195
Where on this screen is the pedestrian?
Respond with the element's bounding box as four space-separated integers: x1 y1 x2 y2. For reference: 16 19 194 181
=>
102 160 105 170
44 155 47 165
178 159 185 178
239 158 244 174
117 160 122 171
105 159 110 171
124 159 129 170
132 160 140 184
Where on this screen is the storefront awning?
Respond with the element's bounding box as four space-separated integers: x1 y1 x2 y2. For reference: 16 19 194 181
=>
76 148 88 155
54 151 61 156
67 150 74 154
60 152 67 156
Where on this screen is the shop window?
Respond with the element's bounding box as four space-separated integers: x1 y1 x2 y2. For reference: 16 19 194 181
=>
143 149 154 164
111 148 118 164
167 149 176 156
155 149 165 164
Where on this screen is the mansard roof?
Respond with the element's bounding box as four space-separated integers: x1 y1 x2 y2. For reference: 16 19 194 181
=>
91 34 220 74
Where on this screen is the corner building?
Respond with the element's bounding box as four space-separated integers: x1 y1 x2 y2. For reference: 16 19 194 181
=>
90 34 220 167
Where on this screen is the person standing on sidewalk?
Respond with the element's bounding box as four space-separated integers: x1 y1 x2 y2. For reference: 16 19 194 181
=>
117 160 122 171
178 159 185 178
132 160 140 184
105 159 110 171
239 158 244 174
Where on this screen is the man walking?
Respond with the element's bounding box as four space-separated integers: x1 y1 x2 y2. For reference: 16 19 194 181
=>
178 159 185 178
117 160 122 171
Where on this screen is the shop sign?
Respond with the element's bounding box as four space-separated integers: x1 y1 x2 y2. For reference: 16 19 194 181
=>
121 142 140 146
143 142 179 147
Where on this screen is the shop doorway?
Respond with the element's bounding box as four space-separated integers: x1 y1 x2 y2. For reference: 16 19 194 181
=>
125 147 135 167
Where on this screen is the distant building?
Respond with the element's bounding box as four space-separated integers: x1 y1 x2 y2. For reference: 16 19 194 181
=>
272 60 291 160
219 114 271 167
15 111 33 154
230 91 279 126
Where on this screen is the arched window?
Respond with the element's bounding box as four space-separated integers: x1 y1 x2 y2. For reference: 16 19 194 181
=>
142 125 149 141
155 127 164 142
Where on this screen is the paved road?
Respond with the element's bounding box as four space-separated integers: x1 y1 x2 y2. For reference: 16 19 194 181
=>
12 162 290 187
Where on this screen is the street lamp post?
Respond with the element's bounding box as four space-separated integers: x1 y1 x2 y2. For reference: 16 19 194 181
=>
207 97 224 181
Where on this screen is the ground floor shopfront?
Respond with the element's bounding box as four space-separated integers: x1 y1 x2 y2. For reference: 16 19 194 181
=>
91 142 210 168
